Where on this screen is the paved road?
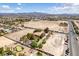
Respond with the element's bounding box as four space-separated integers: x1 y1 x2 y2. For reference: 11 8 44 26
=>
68 20 79 56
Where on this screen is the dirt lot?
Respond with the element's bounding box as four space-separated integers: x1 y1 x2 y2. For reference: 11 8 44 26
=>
0 20 68 56
73 20 79 29
42 33 66 56
4 28 67 56
0 36 15 47
5 29 34 41
24 20 68 33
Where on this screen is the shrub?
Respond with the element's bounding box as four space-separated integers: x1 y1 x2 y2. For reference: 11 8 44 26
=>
27 33 35 40
18 53 25 56
44 27 49 33
0 47 4 55
0 47 3 53
30 34 36 40
27 33 40 40
40 33 45 39
15 45 24 52
36 52 42 56
0 47 15 56
65 48 69 55
5 50 13 55
20 35 28 43
34 35 40 42
20 35 27 41
27 33 33 40
31 40 37 48
59 22 68 27
38 43 43 48
21 24 24 27
4 47 13 55
42 39 46 44
34 29 42 33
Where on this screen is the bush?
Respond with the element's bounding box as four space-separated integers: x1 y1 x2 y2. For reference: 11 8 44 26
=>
34 36 40 42
40 33 45 39
0 47 15 56
0 47 4 55
18 53 25 56
27 33 33 40
65 48 69 55
59 22 68 27
44 27 49 33
38 43 43 48
20 35 27 41
30 35 37 40
5 50 13 55
72 21 79 35
27 33 40 40
20 35 28 43
31 40 37 48
0 47 3 53
4 47 13 55
42 39 46 44
34 29 42 33
36 52 42 56
15 45 24 52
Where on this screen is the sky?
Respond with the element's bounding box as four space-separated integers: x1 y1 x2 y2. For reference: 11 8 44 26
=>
0 3 79 14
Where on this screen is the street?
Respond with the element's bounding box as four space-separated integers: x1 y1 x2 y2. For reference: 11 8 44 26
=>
68 20 79 56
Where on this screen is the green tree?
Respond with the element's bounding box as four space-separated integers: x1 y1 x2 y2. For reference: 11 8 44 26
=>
31 40 37 48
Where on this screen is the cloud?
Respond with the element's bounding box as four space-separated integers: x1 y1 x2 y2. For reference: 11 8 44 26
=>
2 5 10 9
16 7 21 10
0 5 15 13
48 3 79 14
17 3 22 6
0 5 11 10
0 5 22 13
